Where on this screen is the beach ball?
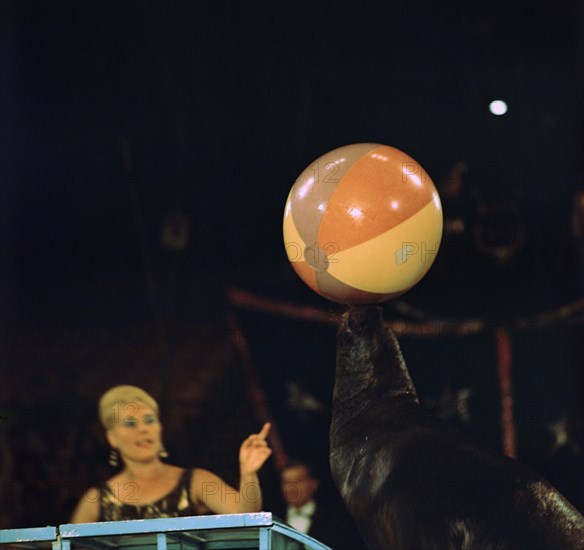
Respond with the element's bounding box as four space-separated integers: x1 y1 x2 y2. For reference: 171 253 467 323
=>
283 143 443 304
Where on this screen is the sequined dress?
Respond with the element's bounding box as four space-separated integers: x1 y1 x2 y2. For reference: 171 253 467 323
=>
98 469 198 521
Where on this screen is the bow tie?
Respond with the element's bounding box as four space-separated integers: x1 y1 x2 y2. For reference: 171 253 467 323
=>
288 501 316 518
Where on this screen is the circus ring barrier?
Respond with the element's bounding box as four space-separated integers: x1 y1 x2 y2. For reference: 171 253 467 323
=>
227 288 584 461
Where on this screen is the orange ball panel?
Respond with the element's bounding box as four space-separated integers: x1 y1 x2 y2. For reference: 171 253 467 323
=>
288 143 379 248
318 145 438 252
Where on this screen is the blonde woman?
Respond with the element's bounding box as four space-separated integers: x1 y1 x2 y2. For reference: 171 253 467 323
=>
71 385 271 522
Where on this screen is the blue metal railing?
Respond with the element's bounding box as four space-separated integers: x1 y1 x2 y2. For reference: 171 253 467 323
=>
0 513 333 550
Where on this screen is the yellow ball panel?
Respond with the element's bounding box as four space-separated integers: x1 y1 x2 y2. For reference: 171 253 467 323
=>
327 198 443 293
283 195 306 263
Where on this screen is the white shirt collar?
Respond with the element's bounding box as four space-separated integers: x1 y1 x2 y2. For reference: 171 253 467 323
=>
286 499 316 533
288 499 316 518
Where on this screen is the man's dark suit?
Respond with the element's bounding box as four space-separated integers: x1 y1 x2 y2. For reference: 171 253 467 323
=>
275 497 368 550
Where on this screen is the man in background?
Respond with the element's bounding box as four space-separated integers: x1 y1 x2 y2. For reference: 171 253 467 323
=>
279 459 367 549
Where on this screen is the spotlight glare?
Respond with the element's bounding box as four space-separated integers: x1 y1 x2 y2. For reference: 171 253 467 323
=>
489 100 508 116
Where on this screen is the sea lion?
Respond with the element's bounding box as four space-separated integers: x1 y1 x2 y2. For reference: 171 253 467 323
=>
330 306 584 549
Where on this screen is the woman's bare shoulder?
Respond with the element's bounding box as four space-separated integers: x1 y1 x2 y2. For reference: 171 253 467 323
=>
70 487 100 523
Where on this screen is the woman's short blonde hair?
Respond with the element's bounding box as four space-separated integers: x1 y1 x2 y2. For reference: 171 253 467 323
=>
98 385 160 430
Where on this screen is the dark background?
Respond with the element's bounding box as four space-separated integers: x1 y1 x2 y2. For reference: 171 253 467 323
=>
1 0 583 530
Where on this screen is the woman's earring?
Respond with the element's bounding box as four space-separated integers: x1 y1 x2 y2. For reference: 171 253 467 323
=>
109 448 119 467
159 444 169 459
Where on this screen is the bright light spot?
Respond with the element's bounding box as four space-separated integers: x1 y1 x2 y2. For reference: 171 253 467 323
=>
348 207 363 219
317 202 326 212
326 158 346 171
372 153 388 161
285 202 291 216
401 164 424 187
489 100 508 116
409 173 423 187
433 192 442 210
297 177 314 199
390 200 399 210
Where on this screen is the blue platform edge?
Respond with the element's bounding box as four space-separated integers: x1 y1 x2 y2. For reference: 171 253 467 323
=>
0 513 333 549
0 526 57 544
59 511 273 537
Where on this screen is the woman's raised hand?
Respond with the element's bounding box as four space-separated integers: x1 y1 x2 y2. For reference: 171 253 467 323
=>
239 422 272 475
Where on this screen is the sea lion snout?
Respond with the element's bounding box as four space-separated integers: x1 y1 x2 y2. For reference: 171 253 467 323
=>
341 305 384 334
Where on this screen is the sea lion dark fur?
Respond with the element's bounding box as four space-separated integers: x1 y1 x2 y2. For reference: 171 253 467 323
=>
330 305 584 549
